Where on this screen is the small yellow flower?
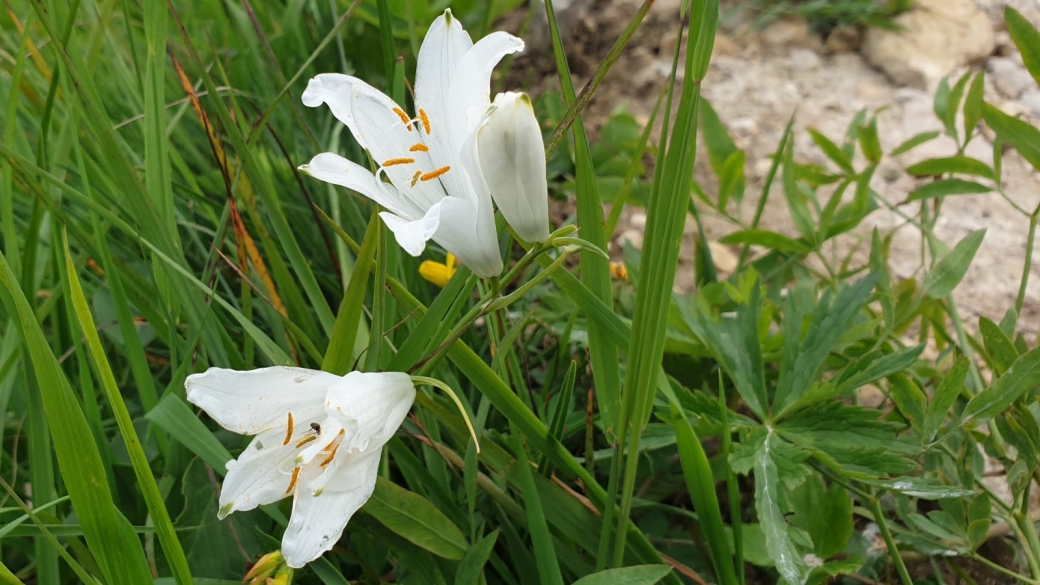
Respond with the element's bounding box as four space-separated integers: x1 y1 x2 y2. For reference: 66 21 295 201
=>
419 253 457 287
243 551 293 585
609 261 629 282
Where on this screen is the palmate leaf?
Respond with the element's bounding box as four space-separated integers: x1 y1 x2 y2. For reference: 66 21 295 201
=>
754 429 808 585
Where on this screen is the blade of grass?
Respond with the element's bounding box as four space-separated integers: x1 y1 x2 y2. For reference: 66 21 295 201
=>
61 232 194 585
511 436 565 585
323 212 380 375
613 0 719 566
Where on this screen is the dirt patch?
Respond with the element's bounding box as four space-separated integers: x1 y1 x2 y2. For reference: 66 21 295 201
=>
503 0 1040 335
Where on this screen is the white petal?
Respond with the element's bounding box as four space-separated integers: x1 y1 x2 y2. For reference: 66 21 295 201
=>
349 83 445 212
185 367 333 435
280 448 382 568
297 416 344 465
217 421 318 518
301 74 366 148
299 152 422 220
446 32 525 155
378 204 442 257
324 371 415 453
431 196 503 278
478 92 550 243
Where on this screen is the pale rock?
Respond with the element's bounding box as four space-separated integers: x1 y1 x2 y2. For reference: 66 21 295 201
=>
826 25 862 53
988 57 1035 98
752 157 774 180
629 212 647 230
761 18 812 49
713 33 738 59
789 48 821 71
708 241 739 275
1021 89 1040 117
620 229 643 250
861 0 995 90
858 385 886 408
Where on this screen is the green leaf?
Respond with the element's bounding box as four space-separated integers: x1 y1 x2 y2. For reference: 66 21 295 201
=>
146 394 233 474
510 436 564 585
718 229 811 254
890 131 941 156
869 478 974 500
982 101 1040 171
889 374 927 432
1007 7 1040 87
963 347 1040 422
906 178 991 202
788 474 852 559
906 156 995 179
944 71 972 140
996 404 1040 467
963 72 985 137
0 247 151 584
755 431 807 585
980 316 1019 376
364 477 468 560
718 149 746 210
571 566 674 585
454 530 499 585
783 139 817 242
858 117 882 164
808 128 854 174
923 356 970 441
923 229 986 298
322 213 379 375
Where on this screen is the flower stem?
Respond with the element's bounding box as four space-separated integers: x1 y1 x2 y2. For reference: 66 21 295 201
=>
411 376 480 453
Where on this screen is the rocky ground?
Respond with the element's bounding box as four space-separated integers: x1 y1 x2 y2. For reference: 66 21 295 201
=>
505 0 1040 336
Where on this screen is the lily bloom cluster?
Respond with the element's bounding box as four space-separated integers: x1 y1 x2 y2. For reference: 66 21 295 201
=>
185 367 415 568
300 10 549 278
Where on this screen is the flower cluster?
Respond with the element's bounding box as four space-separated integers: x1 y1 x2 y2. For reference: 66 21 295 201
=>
186 367 415 568
300 10 548 278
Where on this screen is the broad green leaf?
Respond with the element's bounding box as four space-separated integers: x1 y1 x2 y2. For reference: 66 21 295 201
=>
788 474 852 559
364 477 468 560
571 566 674 585
454 530 499 585
996 404 1040 467
980 316 1018 375
923 229 986 298
754 431 807 585
890 131 941 156
906 156 995 179
963 347 1040 422
146 394 233 474
906 178 990 202
923 356 970 441
890 374 927 432
718 229 810 254
982 101 1040 171
1007 7 1040 87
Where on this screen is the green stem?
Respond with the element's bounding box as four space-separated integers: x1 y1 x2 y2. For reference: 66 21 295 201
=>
1016 208 1037 317
969 552 1037 584
867 497 914 585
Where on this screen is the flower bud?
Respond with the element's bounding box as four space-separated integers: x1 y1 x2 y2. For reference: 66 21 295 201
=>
477 92 551 243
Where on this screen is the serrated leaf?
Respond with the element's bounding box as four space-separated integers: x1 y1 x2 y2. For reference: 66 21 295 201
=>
571 565 674 585
890 374 927 432
963 347 1040 422
833 345 924 396
982 101 1040 171
890 131 941 156
980 316 1018 375
718 229 811 254
364 477 468 560
923 229 986 298
907 156 995 179
788 474 853 559
906 178 991 202
1007 7 1040 87
755 430 808 585
923 356 970 441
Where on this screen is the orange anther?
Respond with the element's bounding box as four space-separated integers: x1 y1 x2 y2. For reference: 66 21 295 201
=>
409 143 429 152
282 412 294 445
296 435 317 448
319 430 346 467
418 109 431 134
420 166 451 181
392 107 412 129
382 158 416 167
285 467 301 494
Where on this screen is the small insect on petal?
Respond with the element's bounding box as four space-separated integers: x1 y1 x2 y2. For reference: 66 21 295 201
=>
420 166 450 181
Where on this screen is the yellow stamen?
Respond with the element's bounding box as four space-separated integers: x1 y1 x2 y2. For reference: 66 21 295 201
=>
418 109 431 134
319 430 346 467
609 261 629 281
410 170 422 187
419 253 457 288
392 107 412 130
295 435 317 448
409 143 429 152
382 158 415 167
282 413 294 446
285 467 301 494
420 166 450 181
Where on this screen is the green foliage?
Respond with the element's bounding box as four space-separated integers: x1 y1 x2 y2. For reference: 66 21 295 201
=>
740 0 908 33
4 2 1040 585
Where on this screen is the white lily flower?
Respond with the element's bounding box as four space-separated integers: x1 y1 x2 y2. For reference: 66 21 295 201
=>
185 366 415 568
475 92 550 243
300 10 525 278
